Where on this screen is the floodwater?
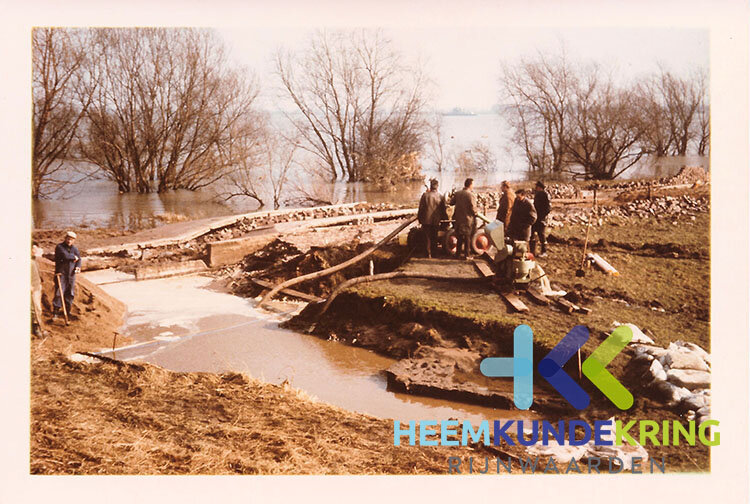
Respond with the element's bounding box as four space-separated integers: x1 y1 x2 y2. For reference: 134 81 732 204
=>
90 272 532 423
33 114 709 230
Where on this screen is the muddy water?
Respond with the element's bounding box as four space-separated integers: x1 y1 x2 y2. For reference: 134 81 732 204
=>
90 272 532 423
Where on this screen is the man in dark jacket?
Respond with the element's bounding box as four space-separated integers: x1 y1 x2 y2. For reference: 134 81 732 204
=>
450 178 478 259
418 179 446 258
507 189 537 242
53 231 82 319
495 180 515 230
530 181 551 257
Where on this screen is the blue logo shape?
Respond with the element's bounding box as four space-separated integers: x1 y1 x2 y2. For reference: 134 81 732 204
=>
538 325 590 410
479 324 533 409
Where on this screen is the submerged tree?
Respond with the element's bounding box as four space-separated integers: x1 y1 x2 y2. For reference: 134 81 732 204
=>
32 28 95 198
563 70 646 179
79 28 261 193
501 51 575 174
501 49 709 179
275 29 431 183
224 114 298 210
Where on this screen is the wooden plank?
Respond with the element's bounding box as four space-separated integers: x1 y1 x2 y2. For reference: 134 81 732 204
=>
472 259 495 278
554 297 591 315
500 291 529 312
555 297 577 314
526 287 550 305
250 278 325 303
134 259 207 280
207 228 278 267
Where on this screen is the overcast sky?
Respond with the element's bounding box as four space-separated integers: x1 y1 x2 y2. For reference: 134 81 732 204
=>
218 26 708 111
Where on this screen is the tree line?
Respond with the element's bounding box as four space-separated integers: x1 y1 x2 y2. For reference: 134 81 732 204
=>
501 51 709 180
33 28 709 202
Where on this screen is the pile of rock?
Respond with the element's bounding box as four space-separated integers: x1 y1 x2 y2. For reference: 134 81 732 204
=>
545 195 709 228
475 191 500 210
665 166 709 185
545 183 582 199
631 337 711 425
197 202 409 244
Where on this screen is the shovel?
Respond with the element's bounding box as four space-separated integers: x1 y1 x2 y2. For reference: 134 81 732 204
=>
575 219 591 277
576 190 597 277
55 273 70 325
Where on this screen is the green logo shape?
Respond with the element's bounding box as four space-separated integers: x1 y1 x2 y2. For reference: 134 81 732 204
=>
581 325 634 409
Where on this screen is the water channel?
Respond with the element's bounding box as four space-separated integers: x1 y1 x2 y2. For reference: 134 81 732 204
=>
86 270 532 424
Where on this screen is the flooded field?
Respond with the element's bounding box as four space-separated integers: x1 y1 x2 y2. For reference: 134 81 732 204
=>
31 115 708 230
89 272 532 424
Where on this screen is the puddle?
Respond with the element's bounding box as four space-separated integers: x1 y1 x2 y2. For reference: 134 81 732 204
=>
89 271 535 423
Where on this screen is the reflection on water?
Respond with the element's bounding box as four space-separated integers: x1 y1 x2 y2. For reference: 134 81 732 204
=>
32 178 236 230
33 151 708 230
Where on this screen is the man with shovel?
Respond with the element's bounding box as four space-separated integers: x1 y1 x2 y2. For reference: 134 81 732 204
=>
53 231 82 323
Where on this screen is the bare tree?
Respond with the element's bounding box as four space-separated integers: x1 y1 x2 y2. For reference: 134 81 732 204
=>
693 69 710 156
563 69 646 179
501 50 575 174
635 77 674 156
426 112 447 171
452 142 497 173
225 117 299 210
223 121 267 207
32 28 94 198
275 29 431 183
657 68 703 156
79 28 261 193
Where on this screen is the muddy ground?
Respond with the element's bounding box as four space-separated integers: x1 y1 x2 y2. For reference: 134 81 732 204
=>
30 171 711 474
32 260 536 474
264 186 711 471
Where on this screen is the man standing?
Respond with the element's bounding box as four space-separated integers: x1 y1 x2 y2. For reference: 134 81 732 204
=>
530 181 551 257
417 178 446 258
31 243 46 336
451 178 478 259
507 189 537 243
53 231 82 320
495 180 515 230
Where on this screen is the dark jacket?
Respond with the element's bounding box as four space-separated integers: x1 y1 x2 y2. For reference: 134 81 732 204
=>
507 197 537 241
495 188 516 229
451 188 478 235
533 190 551 222
55 242 82 277
418 190 446 227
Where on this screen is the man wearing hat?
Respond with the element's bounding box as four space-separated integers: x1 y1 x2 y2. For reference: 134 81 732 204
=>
507 189 537 243
417 178 446 258
53 231 82 320
530 180 551 257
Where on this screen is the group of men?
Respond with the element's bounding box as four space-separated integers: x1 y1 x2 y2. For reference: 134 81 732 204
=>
417 177 551 259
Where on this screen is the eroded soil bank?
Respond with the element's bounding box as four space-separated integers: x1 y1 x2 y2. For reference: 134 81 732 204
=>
33 266 531 474
266 186 711 471
31 171 711 474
